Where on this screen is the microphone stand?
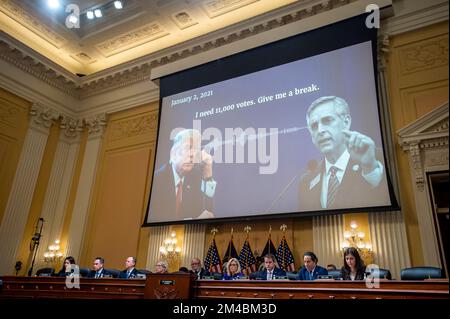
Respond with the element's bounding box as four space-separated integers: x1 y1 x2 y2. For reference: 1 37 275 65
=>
28 218 44 276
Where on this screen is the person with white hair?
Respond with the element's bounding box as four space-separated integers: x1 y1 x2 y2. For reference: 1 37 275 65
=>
150 129 216 221
299 96 387 211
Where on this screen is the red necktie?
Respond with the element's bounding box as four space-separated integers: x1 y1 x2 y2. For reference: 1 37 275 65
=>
176 181 182 217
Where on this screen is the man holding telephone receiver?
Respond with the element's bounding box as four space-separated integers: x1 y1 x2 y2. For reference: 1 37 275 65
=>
150 129 216 221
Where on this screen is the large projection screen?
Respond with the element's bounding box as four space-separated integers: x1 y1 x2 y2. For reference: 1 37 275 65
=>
144 14 398 226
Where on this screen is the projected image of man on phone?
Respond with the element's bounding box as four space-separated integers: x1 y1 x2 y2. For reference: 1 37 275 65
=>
150 129 216 222
298 96 389 211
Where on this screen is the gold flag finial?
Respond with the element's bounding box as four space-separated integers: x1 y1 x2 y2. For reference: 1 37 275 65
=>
280 224 287 232
211 228 218 237
244 225 251 234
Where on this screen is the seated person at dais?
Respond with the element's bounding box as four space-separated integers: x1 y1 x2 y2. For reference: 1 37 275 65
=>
119 256 139 279
57 256 76 277
254 254 286 280
340 247 366 280
297 251 328 280
87 257 113 278
155 260 169 274
222 258 245 280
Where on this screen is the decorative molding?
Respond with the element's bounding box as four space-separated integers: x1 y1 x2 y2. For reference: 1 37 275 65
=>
2 0 361 99
0 0 66 48
202 0 260 18
3 0 444 102
408 142 425 191
0 38 80 98
60 115 84 139
398 102 449 191
397 102 448 269
109 112 158 142
377 34 390 71
399 35 449 75
171 11 198 30
0 103 20 128
424 148 449 168
382 0 448 36
71 52 96 65
85 113 108 138
96 23 169 57
30 103 60 130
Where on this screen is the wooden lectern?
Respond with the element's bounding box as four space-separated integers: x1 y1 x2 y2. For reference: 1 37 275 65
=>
143 273 195 299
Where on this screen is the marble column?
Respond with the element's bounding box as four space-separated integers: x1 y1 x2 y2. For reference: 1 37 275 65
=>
33 116 84 272
65 113 107 262
0 103 57 275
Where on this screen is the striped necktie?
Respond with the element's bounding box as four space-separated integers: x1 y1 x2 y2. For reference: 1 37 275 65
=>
326 166 340 208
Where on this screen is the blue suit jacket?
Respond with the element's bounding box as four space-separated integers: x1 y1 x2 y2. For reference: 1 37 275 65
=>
118 268 139 279
255 267 287 280
297 265 328 280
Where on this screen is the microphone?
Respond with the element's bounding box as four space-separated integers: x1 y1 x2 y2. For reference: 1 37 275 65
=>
15 261 22 275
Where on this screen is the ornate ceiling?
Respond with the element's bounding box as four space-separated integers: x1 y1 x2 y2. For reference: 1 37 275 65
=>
0 0 298 75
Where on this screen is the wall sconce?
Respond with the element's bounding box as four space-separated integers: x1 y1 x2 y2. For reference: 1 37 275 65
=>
159 232 181 265
340 221 374 265
43 240 63 263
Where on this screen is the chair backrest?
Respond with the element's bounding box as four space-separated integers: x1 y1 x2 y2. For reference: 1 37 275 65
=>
327 270 342 279
79 267 90 278
212 272 222 280
249 271 260 280
400 267 443 280
137 269 152 275
365 267 392 280
106 269 120 278
36 267 55 277
286 272 298 280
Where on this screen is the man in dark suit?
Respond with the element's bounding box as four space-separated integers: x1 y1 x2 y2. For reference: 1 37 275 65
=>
119 256 139 279
254 254 286 280
299 96 389 211
298 251 328 280
189 257 210 279
87 257 113 278
149 129 217 222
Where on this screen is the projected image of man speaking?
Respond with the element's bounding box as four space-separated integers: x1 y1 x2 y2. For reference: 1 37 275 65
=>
150 129 216 222
298 96 388 211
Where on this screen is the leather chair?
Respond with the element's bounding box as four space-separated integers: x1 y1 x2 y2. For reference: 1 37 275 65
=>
106 269 120 278
400 267 443 280
79 267 90 278
36 267 55 277
286 271 299 280
137 269 152 275
366 267 392 280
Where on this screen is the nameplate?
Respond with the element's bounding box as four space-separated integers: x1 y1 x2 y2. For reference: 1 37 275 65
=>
159 280 175 285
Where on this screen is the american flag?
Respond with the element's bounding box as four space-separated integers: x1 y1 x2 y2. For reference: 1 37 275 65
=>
222 237 239 263
261 236 277 259
238 239 257 275
204 238 222 273
276 235 296 272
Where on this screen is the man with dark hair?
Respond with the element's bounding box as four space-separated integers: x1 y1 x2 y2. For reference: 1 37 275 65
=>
254 254 286 280
119 257 139 279
299 96 388 211
298 251 328 280
88 257 113 278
